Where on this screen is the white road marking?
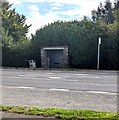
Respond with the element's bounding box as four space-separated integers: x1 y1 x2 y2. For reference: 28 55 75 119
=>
95 84 100 85
47 73 54 75
2 85 34 89
49 88 69 92
75 74 89 76
78 76 99 79
87 91 117 95
18 75 26 77
7 76 22 79
49 89 117 95
4 76 40 80
68 80 79 82
26 74 42 76
75 74 99 79
49 77 61 79
93 77 100 79
1 85 117 95
17 86 34 89
65 76 70 77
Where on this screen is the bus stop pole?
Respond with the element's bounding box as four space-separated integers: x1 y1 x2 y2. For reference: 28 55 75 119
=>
97 37 101 70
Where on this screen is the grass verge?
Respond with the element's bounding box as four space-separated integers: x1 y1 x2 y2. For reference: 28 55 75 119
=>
0 105 118 120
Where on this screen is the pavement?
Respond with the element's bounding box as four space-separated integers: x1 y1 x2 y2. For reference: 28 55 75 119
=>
1 112 59 120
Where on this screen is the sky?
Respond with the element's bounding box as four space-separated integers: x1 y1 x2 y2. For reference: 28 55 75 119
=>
7 0 114 37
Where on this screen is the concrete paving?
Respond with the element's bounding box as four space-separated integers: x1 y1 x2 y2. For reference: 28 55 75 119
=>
1 112 59 119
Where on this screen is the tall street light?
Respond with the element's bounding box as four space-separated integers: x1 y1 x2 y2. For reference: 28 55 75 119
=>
97 37 101 70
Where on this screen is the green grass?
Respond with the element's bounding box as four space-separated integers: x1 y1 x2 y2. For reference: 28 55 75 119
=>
0 105 118 120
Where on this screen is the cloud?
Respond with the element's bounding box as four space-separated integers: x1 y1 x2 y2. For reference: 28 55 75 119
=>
8 0 115 7
8 0 23 4
26 4 61 36
8 0 115 37
8 0 47 4
50 2 64 11
27 5 39 11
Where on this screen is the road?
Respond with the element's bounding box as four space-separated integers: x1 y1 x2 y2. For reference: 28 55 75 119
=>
2 68 117 92
1 68 118 112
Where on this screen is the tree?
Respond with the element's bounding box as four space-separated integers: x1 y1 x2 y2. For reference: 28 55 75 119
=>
2 2 31 44
114 0 119 10
1 1 118 69
31 18 107 69
103 9 119 69
2 2 31 67
92 0 115 24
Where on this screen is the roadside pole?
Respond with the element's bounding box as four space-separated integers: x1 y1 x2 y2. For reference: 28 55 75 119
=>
97 37 101 70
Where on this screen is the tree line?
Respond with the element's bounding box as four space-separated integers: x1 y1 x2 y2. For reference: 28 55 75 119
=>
1 0 119 69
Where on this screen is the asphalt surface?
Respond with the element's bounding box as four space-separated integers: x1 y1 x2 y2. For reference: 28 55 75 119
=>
0 68 118 117
2 68 117 93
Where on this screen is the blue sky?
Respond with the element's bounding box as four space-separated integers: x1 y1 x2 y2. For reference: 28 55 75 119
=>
8 0 114 36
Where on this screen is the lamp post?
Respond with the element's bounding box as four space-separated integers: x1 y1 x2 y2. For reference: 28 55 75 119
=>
97 37 101 70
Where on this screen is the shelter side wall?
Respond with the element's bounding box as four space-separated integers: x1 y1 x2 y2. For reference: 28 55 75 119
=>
41 48 48 68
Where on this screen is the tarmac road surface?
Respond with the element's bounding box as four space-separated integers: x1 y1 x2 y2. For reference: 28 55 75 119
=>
1 68 117 93
1 68 118 113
